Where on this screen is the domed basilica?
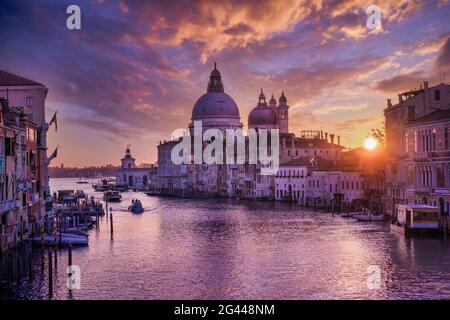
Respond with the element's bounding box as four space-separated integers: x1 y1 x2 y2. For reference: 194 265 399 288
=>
156 63 347 202
189 63 290 134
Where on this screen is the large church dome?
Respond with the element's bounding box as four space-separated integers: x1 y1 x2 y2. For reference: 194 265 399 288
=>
192 92 240 120
191 63 241 120
248 89 278 128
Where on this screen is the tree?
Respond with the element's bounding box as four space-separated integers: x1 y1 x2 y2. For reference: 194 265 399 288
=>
371 123 385 146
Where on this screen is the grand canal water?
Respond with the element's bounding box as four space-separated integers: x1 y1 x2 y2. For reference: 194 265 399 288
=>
1 178 450 299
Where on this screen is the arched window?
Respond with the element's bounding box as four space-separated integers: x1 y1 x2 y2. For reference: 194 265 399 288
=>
434 89 441 101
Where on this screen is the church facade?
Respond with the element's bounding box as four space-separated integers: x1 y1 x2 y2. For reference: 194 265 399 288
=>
153 64 362 206
116 146 157 191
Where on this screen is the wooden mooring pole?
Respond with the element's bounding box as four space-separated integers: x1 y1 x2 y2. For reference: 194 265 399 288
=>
110 207 113 240
48 249 53 298
28 246 33 281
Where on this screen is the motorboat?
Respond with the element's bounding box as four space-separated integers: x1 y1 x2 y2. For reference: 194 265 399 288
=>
128 200 144 214
76 178 89 184
103 191 122 202
57 190 77 204
113 184 129 192
353 213 385 221
93 178 114 192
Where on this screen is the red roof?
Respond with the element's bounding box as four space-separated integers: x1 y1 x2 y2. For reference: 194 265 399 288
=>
0 70 42 86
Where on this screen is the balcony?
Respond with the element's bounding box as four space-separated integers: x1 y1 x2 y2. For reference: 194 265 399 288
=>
407 186 433 194
434 188 450 195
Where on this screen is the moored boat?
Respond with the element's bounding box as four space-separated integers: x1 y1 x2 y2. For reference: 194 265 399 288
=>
103 191 122 202
353 213 385 221
33 233 88 246
75 189 87 200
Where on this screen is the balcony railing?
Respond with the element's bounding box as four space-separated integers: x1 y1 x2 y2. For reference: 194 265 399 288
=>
411 152 432 161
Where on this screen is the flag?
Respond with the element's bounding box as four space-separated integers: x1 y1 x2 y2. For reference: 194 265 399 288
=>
48 146 58 162
49 111 57 131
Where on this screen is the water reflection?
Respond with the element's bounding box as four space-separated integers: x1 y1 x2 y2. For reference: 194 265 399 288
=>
0 178 449 299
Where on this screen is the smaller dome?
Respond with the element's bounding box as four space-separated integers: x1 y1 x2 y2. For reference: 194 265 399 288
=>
269 95 277 107
248 107 278 127
279 91 287 105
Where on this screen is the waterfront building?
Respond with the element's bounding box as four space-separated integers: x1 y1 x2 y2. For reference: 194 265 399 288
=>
115 146 156 190
341 147 386 214
384 81 450 215
275 158 309 203
403 109 450 215
275 157 364 209
0 71 49 251
0 98 41 250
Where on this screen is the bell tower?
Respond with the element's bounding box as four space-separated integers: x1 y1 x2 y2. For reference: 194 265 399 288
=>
277 91 289 134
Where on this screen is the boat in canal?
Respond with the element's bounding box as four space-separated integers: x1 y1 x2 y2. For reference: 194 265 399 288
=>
56 190 77 204
113 183 129 192
390 204 440 236
353 213 385 221
352 208 384 221
93 178 115 192
75 189 87 200
128 200 144 214
103 191 122 202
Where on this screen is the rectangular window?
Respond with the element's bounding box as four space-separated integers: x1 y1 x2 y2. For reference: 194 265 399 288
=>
4 137 12 156
437 164 445 188
445 128 449 150
26 96 33 108
407 106 415 121
407 165 414 185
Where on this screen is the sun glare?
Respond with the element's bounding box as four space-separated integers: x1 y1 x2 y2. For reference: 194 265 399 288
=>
363 137 378 150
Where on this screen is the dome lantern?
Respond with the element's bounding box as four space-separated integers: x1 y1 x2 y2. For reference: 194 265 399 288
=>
279 90 287 105
269 94 277 108
207 62 224 93
258 88 268 107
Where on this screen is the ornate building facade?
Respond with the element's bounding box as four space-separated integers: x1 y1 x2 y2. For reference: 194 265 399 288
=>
384 81 450 216
116 146 157 191
0 70 49 251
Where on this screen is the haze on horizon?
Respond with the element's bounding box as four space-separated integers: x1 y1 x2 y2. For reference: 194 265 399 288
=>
0 0 449 167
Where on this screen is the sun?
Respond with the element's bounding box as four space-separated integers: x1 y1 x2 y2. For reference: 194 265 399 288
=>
363 137 378 150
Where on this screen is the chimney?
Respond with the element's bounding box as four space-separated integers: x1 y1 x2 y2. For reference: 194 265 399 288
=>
337 135 340 146
424 81 429 90
387 99 392 107
325 132 328 142
330 134 335 145
320 130 323 139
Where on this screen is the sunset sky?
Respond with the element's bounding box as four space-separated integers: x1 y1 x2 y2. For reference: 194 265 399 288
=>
1 0 449 167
